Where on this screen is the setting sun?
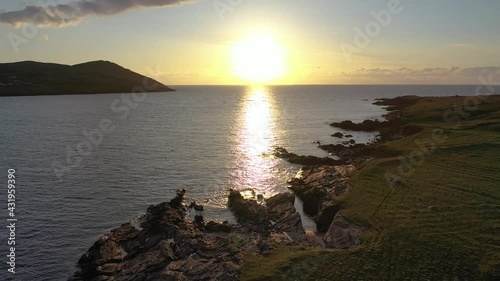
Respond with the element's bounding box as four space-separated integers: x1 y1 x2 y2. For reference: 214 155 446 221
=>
230 33 286 83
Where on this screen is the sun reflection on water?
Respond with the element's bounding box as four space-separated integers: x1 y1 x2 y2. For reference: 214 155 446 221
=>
231 86 283 198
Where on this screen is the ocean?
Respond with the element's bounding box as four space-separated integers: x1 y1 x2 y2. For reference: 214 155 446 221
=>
0 85 481 280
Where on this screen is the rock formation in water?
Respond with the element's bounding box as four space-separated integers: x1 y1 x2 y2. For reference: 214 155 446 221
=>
273 147 342 166
70 190 244 281
71 188 325 281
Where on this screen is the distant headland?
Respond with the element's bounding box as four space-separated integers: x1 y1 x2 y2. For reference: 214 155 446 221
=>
0 60 174 96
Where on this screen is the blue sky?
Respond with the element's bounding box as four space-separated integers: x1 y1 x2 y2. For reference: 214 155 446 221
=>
1 0 499 84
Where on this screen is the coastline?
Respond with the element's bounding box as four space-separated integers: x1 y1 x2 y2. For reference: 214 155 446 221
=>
70 94 500 281
243 94 500 280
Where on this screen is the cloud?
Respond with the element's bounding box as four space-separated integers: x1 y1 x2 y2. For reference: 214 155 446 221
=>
0 0 195 27
339 67 500 84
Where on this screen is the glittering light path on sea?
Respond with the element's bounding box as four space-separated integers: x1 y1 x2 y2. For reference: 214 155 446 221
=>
231 86 283 198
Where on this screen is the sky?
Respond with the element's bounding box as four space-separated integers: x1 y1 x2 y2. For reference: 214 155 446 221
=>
1 0 500 85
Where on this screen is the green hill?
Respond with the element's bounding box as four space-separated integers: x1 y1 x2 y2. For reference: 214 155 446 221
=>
0 60 174 96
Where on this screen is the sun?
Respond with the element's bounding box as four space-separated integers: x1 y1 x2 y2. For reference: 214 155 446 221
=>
230 33 286 83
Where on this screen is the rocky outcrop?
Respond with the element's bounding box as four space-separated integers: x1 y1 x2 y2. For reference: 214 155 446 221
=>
299 165 355 191
373 95 421 114
227 189 270 233
227 190 307 245
266 193 307 243
329 115 422 142
318 143 401 164
289 165 354 200
71 189 316 281
203 221 232 233
70 190 244 281
275 142 401 167
274 147 342 166
323 213 364 249
315 203 341 233
288 165 355 232
330 119 400 132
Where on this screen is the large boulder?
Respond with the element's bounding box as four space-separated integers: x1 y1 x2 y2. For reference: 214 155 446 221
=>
323 213 364 249
227 189 270 232
227 190 309 248
203 221 233 233
266 193 307 243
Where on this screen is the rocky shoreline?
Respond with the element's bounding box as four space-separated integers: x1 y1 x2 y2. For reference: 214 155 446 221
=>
69 188 326 281
70 97 419 281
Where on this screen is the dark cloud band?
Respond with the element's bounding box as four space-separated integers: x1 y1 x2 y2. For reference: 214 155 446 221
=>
0 0 195 27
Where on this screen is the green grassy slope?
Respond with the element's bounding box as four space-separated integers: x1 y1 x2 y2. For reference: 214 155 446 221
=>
0 60 174 96
240 95 500 281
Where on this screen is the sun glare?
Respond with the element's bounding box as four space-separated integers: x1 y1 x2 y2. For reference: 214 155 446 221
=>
231 33 286 83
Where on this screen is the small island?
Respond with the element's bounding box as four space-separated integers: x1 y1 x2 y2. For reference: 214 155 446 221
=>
0 60 174 96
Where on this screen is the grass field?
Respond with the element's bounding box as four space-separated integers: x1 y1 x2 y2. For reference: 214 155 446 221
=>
240 95 500 281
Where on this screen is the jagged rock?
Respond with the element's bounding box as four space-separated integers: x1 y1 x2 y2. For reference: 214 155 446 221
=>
287 177 304 186
227 189 270 232
332 132 344 138
274 147 342 166
74 235 124 280
301 187 328 217
315 203 341 233
194 215 204 223
227 190 309 249
305 230 325 247
323 213 364 249
70 191 244 281
287 166 355 232
266 193 307 243
300 165 355 189
265 193 293 213
169 189 187 209
153 270 189 281
330 119 401 132
99 239 122 263
203 221 233 233
318 142 401 164
72 178 365 281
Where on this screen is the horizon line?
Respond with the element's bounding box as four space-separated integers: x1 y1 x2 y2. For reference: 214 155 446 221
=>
169 83 500 87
